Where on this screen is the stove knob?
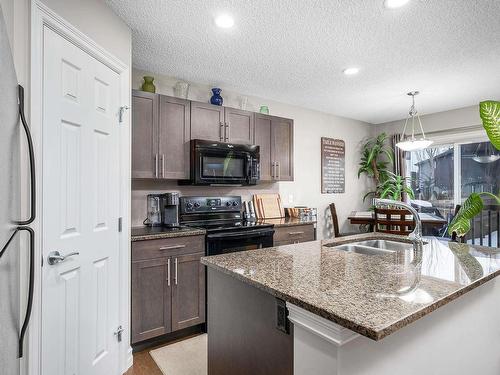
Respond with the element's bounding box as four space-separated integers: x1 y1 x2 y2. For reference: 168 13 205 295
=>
194 202 201 208
226 201 232 207
186 202 194 209
232 201 238 207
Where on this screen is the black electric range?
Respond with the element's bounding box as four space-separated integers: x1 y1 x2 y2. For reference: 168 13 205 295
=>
179 196 274 256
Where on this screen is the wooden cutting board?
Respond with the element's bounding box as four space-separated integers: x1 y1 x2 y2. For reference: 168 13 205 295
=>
253 193 285 219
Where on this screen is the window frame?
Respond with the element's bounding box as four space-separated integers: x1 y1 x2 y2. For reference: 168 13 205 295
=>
406 128 491 208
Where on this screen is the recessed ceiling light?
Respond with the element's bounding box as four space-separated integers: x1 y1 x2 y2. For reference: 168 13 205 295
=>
343 67 360 75
384 0 410 9
215 14 234 28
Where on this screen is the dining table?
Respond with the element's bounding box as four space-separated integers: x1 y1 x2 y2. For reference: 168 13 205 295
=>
348 210 448 229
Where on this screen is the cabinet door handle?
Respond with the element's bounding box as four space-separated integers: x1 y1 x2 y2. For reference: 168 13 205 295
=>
167 258 171 286
288 231 304 236
271 162 275 179
159 244 186 250
225 122 230 142
219 122 224 142
161 154 165 178
154 154 159 178
277 162 281 180
174 258 178 285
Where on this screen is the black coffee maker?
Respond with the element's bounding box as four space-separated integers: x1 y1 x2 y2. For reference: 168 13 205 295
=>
162 192 180 227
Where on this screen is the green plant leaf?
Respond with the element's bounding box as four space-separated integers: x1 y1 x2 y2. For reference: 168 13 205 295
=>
479 101 500 150
448 193 484 237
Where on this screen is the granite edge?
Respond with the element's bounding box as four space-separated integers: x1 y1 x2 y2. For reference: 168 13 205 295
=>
201 237 500 341
131 229 206 242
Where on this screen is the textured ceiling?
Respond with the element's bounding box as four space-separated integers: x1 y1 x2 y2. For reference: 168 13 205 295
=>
106 0 500 124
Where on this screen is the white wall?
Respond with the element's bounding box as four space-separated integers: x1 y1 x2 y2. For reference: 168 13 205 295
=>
132 69 373 239
40 0 131 66
375 105 482 137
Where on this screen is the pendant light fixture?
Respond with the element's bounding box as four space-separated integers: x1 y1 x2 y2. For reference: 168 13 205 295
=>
396 91 433 151
472 142 500 164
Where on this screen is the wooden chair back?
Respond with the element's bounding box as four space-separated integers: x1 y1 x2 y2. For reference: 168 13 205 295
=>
329 203 340 238
374 207 415 235
451 204 466 243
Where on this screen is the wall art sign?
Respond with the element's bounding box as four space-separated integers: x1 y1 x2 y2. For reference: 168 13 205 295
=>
321 137 345 194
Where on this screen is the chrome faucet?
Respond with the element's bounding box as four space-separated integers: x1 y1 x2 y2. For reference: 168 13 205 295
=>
374 198 423 245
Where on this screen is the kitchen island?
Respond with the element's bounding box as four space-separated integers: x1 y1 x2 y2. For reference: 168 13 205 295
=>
201 233 500 375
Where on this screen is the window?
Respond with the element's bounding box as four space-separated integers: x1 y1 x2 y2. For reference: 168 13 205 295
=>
405 133 499 243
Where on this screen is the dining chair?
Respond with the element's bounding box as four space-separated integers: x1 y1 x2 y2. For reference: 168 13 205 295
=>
450 204 466 243
329 203 358 237
374 207 416 235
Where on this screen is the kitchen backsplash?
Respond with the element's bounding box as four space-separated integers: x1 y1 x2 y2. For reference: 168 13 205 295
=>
131 180 279 227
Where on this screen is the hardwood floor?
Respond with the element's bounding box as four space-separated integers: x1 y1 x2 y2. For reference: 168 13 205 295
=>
124 332 202 375
124 343 163 375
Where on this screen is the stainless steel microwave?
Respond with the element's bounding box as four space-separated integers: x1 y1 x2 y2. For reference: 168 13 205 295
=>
180 139 260 186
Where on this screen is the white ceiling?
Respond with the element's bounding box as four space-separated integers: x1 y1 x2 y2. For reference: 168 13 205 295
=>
105 0 500 124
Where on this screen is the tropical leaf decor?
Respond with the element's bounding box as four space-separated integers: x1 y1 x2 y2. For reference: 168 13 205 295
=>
363 172 414 202
449 193 500 237
449 100 500 238
358 133 393 187
479 100 500 150
378 172 415 201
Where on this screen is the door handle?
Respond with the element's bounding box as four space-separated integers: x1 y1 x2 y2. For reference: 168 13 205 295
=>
271 162 275 179
219 122 224 142
225 122 230 142
167 258 171 286
159 244 186 250
47 250 79 265
154 154 159 178
0 226 35 358
16 85 36 225
174 258 178 285
276 162 281 180
161 154 165 178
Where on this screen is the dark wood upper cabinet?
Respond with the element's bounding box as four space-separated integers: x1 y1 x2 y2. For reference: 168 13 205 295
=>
132 90 292 181
171 252 206 331
131 257 171 343
224 108 255 144
132 90 158 178
159 96 191 179
255 114 294 181
191 103 254 144
255 115 273 181
271 117 294 181
190 102 225 142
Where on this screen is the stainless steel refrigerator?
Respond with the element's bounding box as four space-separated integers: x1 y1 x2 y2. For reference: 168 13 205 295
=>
0 4 36 373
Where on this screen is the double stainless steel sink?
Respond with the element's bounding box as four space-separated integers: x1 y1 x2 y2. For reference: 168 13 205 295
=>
324 239 414 255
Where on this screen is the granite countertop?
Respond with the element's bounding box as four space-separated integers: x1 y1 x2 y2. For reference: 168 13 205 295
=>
201 233 500 341
263 216 317 227
131 226 206 241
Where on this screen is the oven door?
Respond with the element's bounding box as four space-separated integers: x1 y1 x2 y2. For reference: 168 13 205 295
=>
195 148 251 185
206 228 274 256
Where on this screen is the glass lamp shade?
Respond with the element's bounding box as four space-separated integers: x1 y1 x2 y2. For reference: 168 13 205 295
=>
472 155 500 164
396 138 434 151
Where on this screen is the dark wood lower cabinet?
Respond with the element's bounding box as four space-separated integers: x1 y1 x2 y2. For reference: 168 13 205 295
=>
208 269 293 375
172 252 206 331
131 236 206 345
131 258 172 343
273 224 315 246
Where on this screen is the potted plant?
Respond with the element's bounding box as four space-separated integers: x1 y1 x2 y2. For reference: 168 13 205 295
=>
358 132 393 187
375 172 415 201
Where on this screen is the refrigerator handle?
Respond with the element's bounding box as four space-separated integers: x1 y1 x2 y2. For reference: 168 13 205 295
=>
0 226 35 358
16 85 36 225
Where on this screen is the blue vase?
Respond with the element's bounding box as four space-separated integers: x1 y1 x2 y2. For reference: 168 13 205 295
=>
210 88 223 106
